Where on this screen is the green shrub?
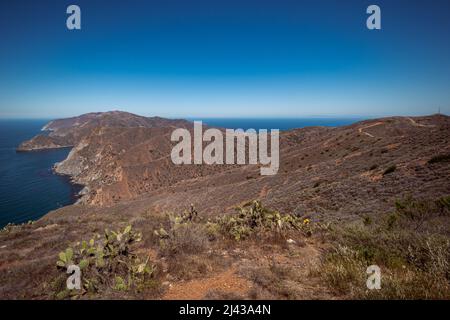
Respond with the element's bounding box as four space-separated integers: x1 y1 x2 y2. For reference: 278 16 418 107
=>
394 195 450 231
54 225 156 299
217 201 306 241
205 221 221 241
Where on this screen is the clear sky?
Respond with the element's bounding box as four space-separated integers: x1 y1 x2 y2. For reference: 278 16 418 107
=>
0 0 449 119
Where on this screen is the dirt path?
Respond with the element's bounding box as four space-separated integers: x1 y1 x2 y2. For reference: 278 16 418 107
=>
358 122 384 138
162 266 252 300
406 117 435 128
358 117 434 139
160 240 333 300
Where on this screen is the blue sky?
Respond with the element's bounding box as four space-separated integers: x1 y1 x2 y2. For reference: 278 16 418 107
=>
0 0 449 118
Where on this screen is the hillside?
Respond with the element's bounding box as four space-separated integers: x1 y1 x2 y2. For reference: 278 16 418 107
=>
17 111 192 152
1 112 449 299
20 112 450 218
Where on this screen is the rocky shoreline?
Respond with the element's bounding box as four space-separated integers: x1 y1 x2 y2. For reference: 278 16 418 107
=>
52 144 91 204
52 162 88 205
16 136 73 152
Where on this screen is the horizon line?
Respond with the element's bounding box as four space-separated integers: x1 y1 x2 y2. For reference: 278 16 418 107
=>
0 112 447 121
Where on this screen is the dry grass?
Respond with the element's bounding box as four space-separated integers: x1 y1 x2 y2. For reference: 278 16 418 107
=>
315 195 450 299
158 223 210 257
241 261 307 300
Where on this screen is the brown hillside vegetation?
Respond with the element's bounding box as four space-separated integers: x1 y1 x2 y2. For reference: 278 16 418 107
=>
1 112 449 299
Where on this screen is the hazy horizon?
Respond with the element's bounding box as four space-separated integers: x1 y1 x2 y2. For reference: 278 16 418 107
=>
1 0 450 118
0 111 447 121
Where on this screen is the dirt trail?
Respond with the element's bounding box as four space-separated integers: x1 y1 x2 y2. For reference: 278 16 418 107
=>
358 118 435 139
358 122 384 138
406 117 435 128
161 240 332 300
162 266 252 300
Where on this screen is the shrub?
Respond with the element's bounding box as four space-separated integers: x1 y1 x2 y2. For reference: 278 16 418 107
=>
217 201 306 241
363 216 372 226
243 261 304 299
165 254 218 280
320 245 366 295
316 196 450 299
385 213 398 230
205 221 221 241
436 196 450 212
154 213 209 257
394 195 450 231
0 221 34 234
383 165 396 175
319 241 450 299
54 226 156 299
395 196 430 231
428 153 450 164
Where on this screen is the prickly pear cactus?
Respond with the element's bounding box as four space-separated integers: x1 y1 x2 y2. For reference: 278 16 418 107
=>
53 225 153 299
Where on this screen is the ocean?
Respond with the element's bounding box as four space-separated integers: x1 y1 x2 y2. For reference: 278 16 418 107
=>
196 118 363 131
0 117 362 228
0 120 82 228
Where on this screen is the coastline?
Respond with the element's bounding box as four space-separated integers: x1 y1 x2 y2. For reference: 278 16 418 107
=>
16 144 74 153
53 168 85 205
52 159 86 205
7 114 449 226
